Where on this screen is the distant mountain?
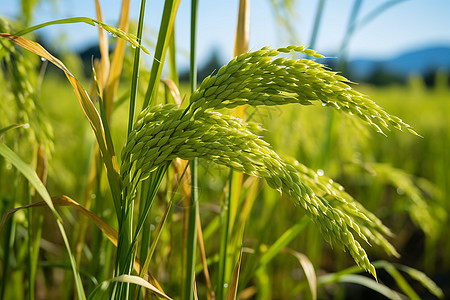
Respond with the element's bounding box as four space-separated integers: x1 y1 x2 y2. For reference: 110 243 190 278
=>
348 46 450 80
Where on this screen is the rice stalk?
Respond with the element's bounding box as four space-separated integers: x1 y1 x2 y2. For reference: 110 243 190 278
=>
142 0 181 108
183 1 199 299
128 0 147 135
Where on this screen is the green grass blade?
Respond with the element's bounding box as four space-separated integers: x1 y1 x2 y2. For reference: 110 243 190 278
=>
258 216 309 266
0 143 86 299
89 276 172 300
168 30 179 85
285 249 317 300
217 172 233 300
309 0 326 49
124 166 168 271
0 210 14 300
142 0 181 108
395 264 444 299
0 144 59 220
183 160 199 300
0 34 122 222
13 17 97 36
128 0 147 135
325 274 405 300
225 247 243 300
12 17 153 56
383 264 421 300
338 0 363 58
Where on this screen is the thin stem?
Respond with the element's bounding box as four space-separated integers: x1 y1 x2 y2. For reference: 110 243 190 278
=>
183 1 199 299
128 0 147 135
338 0 363 68
217 171 233 300
309 0 326 49
142 0 180 109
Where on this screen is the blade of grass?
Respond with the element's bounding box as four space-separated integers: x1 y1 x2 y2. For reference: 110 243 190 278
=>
374 261 444 300
217 173 233 300
284 249 317 300
258 216 309 266
94 0 110 96
128 0 147 135
196 213 215 300
11 17 153 56
340 0 409 56
325 274 405 300
0 143 59 219
225 247 243 300
219 3 251 297
255 266 271 299
395 264 444 299
0 143 86 299
104 0 130 123
161 78 183 106
137 163 189 294
0 206 15 300
88 275 172 300
240 188 279 289
1 194 167 294
121 166 169 275
338 0 363 67
0 34 122 222
142 0 181 108
29 146 47 300
168 30 179 86
1 196 118 246
309 0 326 49
184 158 199 300
383 263 421 300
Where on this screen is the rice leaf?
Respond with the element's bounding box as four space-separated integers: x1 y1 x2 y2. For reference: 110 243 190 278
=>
0 33 122 221
142 0 181 108
0 195 118 246
383 263 421 300
1 194 167 294
94 0 110 96
104 0 130 123
259 217 309 266
376 261 444 299
225 247 243 300
112 275 172 300
0 143 59 221
285 249 317 300
196 213 215 300
88 275 172 300
323 274 405 300
161 78 183 106
0 144 86 299
12 17 153 56
128 0 147 135
398 265 444 299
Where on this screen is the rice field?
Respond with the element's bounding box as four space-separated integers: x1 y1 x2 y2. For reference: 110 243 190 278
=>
0 1 448 299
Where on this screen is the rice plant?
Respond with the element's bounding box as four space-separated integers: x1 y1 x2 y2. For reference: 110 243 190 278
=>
0 0 446 299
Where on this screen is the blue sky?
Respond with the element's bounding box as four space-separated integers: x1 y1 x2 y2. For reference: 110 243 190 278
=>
2 0 450 69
